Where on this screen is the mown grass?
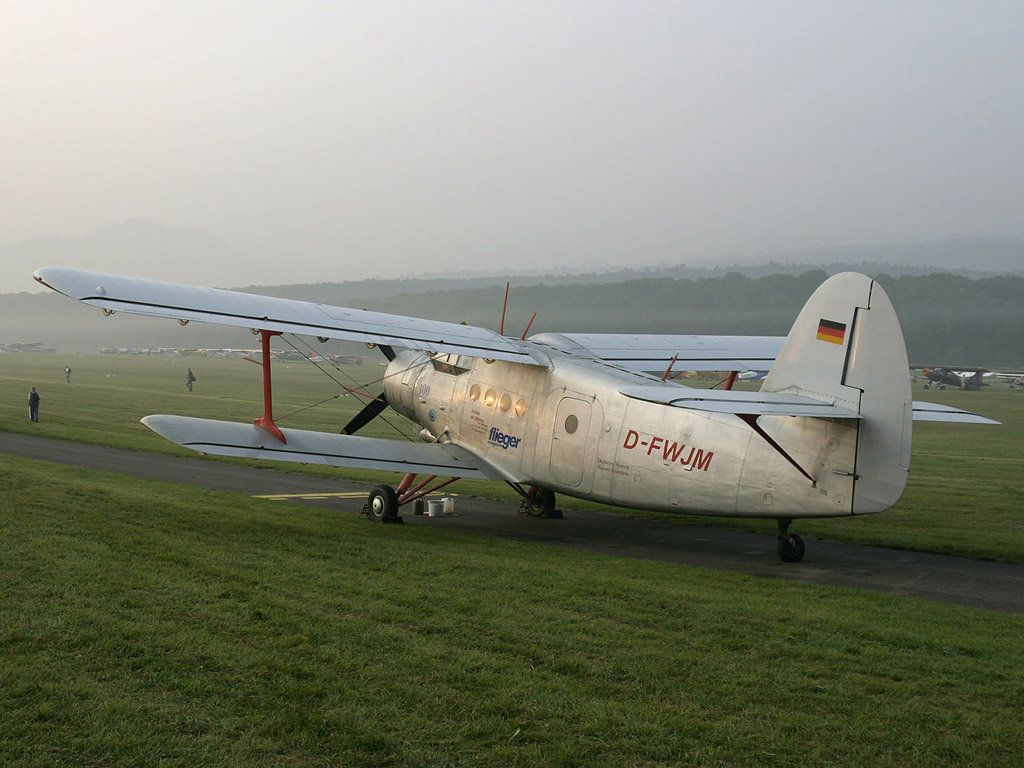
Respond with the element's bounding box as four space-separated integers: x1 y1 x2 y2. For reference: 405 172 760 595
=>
3 353 1024 562
1 455 1022 767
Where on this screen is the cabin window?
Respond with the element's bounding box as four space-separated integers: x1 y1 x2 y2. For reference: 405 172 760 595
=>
484 389 497 407
498 394 512 412
430 353 470 376
469 384 481 401
515 399 528 418
564 414 579 434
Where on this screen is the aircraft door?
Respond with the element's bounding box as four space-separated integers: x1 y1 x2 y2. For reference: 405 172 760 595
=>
548 397 592 487
414 365 458 438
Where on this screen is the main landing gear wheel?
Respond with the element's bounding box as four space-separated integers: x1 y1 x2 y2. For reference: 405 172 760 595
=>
776 518 806 563
366 485 399 522
526 488 557 518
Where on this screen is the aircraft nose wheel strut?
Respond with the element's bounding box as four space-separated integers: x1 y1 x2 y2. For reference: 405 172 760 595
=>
776 518 806 563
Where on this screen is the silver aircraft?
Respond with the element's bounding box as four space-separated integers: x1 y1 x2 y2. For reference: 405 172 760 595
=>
34 267 996 562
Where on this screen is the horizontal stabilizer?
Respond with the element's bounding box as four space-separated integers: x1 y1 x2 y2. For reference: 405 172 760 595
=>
911 401 1000 424
141 415 506 479
619 387 999 424
619 385 861 419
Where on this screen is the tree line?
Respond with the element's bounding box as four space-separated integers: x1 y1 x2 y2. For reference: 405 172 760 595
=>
4 270 1022 368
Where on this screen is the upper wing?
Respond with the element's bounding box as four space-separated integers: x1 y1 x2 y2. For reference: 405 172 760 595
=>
530 332 785 373
35 267 785 372
141 415 509 479
34 267 544 366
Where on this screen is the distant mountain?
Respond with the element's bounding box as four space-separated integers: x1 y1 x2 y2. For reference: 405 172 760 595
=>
238 238 1024 301
0 219 251 290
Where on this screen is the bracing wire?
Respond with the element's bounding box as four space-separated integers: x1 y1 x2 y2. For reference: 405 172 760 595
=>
274 334 429 441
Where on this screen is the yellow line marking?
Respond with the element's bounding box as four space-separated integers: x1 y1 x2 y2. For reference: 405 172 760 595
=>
253 492 364 500
253 491 460 501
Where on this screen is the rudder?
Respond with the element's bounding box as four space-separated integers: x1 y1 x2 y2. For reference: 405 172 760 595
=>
762 272 911 513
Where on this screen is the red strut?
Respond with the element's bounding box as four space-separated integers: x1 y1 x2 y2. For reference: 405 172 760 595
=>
661 353 679 382
499 282 510 335
253 329 287 443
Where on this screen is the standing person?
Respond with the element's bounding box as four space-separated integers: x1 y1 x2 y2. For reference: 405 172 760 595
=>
65 365 72 383
28 387 41 422
186 368 196 392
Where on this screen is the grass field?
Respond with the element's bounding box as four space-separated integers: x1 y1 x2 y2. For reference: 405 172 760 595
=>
3 352 1023 563
2 455 1022 767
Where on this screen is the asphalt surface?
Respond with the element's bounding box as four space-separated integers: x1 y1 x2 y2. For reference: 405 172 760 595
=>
3 430 1023 615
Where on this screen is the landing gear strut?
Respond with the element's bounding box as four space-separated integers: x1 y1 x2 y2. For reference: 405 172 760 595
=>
776 518 806 563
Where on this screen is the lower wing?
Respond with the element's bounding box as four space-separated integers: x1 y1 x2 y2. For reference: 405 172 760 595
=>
141 415 507 479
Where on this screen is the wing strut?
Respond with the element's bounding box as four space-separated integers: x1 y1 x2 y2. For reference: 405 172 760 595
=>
660 353 679 382
253 329 286 443
499 282 510 335
393 472 462 507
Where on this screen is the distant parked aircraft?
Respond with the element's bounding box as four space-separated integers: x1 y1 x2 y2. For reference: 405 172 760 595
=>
0 341 55 353
917 366 989 390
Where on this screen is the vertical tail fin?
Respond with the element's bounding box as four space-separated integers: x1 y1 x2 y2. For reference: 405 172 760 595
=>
763 273 911 513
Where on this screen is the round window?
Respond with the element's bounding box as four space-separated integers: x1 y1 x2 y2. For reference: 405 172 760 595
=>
499 394 512 412
469 384 481 401
564 414 579 434
484 389 497 407
514 399 528 418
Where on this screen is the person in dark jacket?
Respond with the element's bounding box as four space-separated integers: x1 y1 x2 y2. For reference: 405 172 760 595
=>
28 387 41 422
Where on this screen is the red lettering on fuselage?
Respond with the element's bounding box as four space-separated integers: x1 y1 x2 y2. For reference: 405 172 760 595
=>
662 441 686 462
621 428 714 471
623 429 640 450
692 448 713 471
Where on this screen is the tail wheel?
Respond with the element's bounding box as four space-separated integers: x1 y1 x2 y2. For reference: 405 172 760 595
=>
777 533 806 563
367 485 399 522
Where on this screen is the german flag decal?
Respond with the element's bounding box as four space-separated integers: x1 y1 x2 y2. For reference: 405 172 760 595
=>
816 319 847 345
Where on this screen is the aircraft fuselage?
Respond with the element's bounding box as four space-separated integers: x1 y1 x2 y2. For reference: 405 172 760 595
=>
384 343 862 520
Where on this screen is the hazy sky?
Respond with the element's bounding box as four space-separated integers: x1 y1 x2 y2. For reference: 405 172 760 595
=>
3 1 1022 285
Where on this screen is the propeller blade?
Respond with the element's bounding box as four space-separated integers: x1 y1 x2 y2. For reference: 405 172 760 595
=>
340 392 389 435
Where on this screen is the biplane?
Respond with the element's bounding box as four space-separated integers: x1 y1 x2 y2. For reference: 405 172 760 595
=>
34 267 997 562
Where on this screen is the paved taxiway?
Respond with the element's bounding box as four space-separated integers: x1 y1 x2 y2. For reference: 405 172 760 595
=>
3 430 1022 614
